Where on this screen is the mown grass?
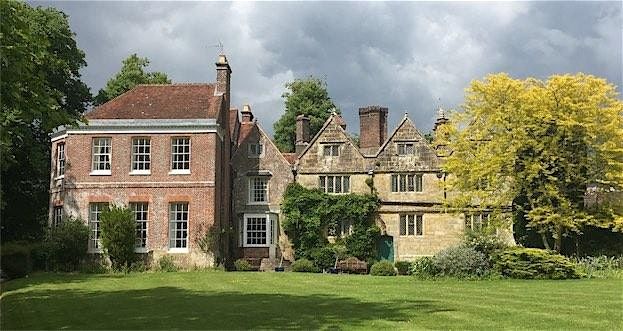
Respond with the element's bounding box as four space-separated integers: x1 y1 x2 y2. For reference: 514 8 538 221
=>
1 271 621 330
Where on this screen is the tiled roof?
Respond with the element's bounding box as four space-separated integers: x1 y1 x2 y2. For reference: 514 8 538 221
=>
281 153 297 165
86 84 222 120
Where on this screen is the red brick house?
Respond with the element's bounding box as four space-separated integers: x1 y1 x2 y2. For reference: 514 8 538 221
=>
49 55 232 266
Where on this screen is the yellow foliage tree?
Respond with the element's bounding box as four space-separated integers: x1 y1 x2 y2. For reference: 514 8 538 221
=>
438 73 623 251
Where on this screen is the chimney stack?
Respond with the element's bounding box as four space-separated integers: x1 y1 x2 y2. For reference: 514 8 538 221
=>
295 114 310 155
358 106 388 155
241 104 254 123
215 54 232 110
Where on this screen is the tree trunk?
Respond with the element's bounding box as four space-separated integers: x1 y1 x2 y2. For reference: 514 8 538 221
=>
554 226 562 253
541 232 551 250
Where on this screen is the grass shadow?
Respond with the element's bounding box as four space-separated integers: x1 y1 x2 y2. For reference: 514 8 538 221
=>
2 285 450 329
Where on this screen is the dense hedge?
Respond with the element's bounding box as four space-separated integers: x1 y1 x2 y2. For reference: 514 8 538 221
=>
394 261 412 275
0 241 32 278
45 218 90 271
370 260 397 276
494 247 582 279
433 245 490 278
281 183 380 264
234 259 254 271
100 206 136 270
291 259 319 273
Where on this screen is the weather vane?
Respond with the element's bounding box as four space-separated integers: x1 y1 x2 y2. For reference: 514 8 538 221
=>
210 41 224 54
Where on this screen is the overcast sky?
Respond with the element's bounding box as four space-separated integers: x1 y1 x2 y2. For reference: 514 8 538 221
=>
36 1 622 135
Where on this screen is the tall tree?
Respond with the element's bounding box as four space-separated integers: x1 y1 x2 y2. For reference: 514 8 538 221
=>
438 73 623 252
273 77 338 152
94 54 171 105
1 1 91 240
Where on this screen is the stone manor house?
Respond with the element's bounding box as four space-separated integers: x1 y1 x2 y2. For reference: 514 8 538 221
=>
49 55 505 267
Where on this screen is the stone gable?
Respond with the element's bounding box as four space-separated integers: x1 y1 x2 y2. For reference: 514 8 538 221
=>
298 115 367 174
374 117 440 173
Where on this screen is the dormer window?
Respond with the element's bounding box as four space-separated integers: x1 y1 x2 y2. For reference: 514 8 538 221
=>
248 143 264 157
397 143 415 155
323 144 340 157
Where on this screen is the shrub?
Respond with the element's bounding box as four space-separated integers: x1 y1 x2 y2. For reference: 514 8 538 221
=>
433 245 490 278
345 225 381 262
291 258 319 273
311 246 337 271
410 256 437 279
394 261 412 275
157 255 178 272
100 206 136 270
574 256 623 279
234 259 254 271
370 260 396 276
45 218 90 271
494 247 582 279
0 241 32 278
463 230 507 259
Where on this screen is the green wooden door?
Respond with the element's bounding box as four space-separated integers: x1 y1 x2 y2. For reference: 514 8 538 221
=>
378 235 394 261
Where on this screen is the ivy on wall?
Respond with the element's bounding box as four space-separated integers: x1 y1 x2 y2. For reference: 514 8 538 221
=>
281 183 381 262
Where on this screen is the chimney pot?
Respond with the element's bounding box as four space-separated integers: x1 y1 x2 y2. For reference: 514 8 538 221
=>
241 104 254 123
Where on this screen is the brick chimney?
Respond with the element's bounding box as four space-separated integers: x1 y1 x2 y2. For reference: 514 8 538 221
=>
359 106 388 155
215 54 232 109
241 104 254 123
295 114 310 155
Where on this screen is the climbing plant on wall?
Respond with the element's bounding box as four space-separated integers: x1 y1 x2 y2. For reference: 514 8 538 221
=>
281 183 381 262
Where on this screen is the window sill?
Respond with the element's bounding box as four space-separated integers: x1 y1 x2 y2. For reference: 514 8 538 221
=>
247 202 270 205
129 171 151 176
54 175 65 181
90 170 111 176
169 170 191 175
243 245 270 248
168 248 189 253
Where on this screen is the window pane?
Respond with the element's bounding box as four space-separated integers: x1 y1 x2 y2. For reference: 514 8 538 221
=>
408 216 415 236
391 175 398 192
171 138 190 170
416 215 423 236
319 176 326 191
407 175 415 192
399 175 406 192
343 176 350 193
399 215 406 236
245 217 267 246
335 176 342 193
169 203 188 248
416 175 423 192
327 176 334 193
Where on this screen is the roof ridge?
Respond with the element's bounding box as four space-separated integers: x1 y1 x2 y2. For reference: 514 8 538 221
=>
135 83 214 87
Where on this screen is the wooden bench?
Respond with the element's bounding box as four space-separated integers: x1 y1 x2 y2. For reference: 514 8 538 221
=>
336 257 368 274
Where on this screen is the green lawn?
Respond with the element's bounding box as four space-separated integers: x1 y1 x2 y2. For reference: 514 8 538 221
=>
1 272 621 330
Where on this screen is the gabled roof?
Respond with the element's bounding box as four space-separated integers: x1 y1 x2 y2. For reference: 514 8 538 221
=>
234 120 293 166
229 108 240 142
374 114 434 157
86 84 222 120
298 113 365 160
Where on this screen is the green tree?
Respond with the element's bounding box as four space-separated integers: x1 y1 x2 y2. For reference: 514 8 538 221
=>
0 1 91 241
438 73 623 252
100 206 136 270
94 54 170 105
273 77 338 152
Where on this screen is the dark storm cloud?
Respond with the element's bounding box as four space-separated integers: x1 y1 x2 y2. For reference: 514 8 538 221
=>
35 1 622 134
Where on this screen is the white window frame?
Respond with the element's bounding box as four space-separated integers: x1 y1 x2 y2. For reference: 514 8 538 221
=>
131 202 149 252
323 144 340 157
391 174 423 193
248 143 264 158
169 202 189 252
243 214 270 247
248 176 269 204
399 214 424 237
130 137 151 175
91 137 112 175
170 137 191 175
89 202 108 252
318 175 350 194
397 143 415 156
53 206 63 227
56 143 65 178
